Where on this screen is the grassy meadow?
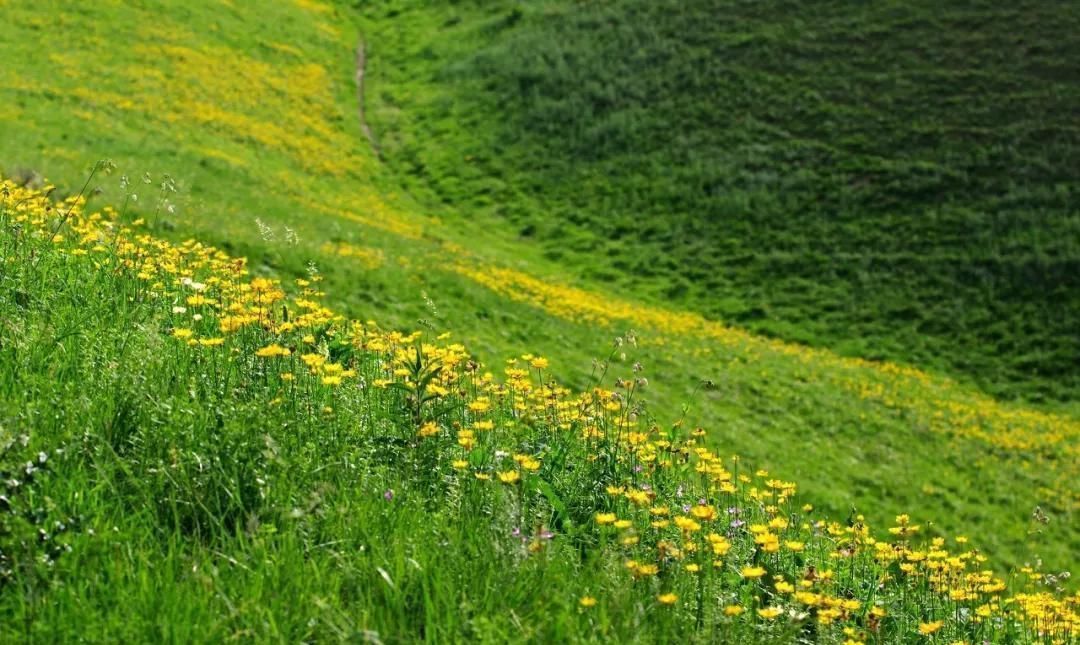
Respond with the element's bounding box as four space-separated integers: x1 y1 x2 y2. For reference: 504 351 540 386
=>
0 0 1077 642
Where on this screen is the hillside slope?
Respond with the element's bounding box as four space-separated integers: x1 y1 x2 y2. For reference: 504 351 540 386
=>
360 0 1080 404
0 0 1076 589
2 177 1077 642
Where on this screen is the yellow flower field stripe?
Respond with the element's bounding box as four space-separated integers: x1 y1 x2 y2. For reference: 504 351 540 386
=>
299 197 426 241
293 0 333 15
320 241 384 269
446 262 1080 466
0 24 359 177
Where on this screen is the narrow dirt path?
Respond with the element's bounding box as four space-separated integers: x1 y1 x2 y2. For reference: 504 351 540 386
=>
355 38 382 159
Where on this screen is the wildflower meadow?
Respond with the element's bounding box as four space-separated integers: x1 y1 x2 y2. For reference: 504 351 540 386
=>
0 1 1077 643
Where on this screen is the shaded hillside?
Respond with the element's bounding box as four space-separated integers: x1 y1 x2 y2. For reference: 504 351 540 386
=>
363 0 1080 404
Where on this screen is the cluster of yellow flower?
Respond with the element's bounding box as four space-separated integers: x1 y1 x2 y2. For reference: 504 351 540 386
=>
319 241 385 269
3 177 1077 642
0 12 357 178
446 260 1079 513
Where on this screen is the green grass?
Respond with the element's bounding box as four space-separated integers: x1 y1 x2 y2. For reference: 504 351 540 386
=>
2 180 1075 643
0 219 601 642
359 0 1080 405
0 1 1077 637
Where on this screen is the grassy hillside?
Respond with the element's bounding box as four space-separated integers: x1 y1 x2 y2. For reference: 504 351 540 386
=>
2 177 1077 642
1 0 1077 575
0 1 1077 639
360 0 1080 404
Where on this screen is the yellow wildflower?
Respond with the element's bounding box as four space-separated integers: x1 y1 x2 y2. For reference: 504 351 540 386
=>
674 516 701 533
918 621 943 636
690 505 717 521
255 343 290 358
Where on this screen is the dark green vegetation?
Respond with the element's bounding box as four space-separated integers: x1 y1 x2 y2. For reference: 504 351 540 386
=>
362 0 1080 404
